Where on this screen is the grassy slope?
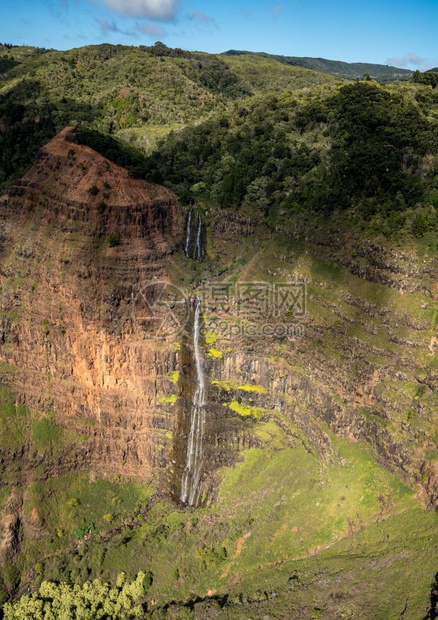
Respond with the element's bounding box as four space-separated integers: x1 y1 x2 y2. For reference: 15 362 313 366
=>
221 54 337 94
10 419 436 618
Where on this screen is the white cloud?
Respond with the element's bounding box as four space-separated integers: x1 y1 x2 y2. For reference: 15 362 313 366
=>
99 0 180 21
387 52 425 68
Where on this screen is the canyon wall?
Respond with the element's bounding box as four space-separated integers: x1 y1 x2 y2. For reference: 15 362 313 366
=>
0 129 437 515
0 128 183 484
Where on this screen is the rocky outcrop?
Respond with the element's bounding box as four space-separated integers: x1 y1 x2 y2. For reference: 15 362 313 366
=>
0 491 23 565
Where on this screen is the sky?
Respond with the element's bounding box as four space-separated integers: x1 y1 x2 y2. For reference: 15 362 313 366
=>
1 0 438 69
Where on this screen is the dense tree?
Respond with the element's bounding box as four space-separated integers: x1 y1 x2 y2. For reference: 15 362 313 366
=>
413 70 438 89
142 81 438 222
3 571 152 619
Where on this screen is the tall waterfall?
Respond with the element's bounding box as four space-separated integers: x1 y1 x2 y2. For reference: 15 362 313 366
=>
184 208 204 262
180 297 206 506
184 208 193 257
194 212 203 262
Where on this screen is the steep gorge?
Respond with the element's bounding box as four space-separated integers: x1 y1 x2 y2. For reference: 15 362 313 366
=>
0 128 437 618
1 128 436 506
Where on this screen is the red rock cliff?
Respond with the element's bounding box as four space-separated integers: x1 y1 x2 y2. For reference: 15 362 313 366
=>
0 127 183 481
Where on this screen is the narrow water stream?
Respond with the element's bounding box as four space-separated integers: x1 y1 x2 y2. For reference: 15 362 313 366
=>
180 297 206 506
184 208 204 262
184 208 193 257
194 211 203 262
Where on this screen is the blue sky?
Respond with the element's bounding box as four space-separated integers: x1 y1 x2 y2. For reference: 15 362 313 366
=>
1 0 437 69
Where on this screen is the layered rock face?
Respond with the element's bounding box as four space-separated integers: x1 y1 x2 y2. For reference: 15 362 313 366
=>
0 128 437 512
188 210 438 508
0 127 183 482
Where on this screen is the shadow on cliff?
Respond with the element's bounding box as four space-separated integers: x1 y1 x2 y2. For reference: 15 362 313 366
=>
0 80 101 190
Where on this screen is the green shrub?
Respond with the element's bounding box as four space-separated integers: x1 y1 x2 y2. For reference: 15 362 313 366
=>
42 318 50 336
108 233 121 247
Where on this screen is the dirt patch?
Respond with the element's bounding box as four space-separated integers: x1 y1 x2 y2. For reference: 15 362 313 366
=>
220 531 251 579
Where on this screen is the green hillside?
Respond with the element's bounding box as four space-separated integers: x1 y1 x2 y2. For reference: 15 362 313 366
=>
223 49 412 81
221 53 338 93
138 79 438 240
0 42 336 190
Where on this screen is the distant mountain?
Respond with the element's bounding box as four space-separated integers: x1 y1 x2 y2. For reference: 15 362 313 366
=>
223 49 412 81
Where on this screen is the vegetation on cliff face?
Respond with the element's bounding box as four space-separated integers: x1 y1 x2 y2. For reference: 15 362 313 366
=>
1 44 438 619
